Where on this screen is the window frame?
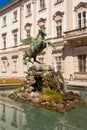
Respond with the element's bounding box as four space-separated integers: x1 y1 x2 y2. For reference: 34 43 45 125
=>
13 33 17 46
13 10 17 23
54 56 62 71
2 36 6 49
77 11 86 28
26 28 31 38
1 60 7 73
56 19 62 37
40 0 45 10
78 54 86 72
2 16 6 27
12 59 18 73
26 3 31 16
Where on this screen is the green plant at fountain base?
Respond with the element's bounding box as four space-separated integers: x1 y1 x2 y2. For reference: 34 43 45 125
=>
39 87 63 102
14 86 24 94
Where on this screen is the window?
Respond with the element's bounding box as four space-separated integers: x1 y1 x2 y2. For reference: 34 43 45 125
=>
78 54 86 72
26 29 31 38
13 33 17 46
2 36 6 49
78 11 86 28
13 10 17 22
12 60 17 73
25 23 32 38
56 19 62 36
2 33 7 49
40 0 45 9
38 57 44 64
54 56 62 71
26 3 31 16
2 16 6 27
1 61 7 73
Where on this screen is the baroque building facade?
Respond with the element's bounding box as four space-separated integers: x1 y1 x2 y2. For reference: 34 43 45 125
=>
0 0 87 80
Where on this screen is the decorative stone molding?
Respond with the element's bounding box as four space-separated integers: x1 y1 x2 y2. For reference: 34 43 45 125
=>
24 23 32 29
53 11 64 21
74 2 87 11
12 29 18 33
37 18 46 27
32 0 37 4
2 33 7 37
11 55 18 59
1 56 8 60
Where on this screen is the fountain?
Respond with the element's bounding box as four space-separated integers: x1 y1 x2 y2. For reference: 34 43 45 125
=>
9 27 84 113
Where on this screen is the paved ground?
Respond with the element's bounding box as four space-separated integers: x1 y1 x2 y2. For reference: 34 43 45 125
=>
66 80 87 87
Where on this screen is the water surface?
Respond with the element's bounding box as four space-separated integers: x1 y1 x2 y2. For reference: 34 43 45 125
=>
0 98 87 130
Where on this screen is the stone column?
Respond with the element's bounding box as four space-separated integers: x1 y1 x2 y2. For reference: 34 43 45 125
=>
32 0 37 37
20 0 24 40
66 0 73 30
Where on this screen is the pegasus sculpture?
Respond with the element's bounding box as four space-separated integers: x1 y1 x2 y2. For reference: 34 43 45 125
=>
21 27 54 64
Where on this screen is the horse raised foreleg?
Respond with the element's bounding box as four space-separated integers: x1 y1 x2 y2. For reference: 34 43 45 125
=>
34 57 41 64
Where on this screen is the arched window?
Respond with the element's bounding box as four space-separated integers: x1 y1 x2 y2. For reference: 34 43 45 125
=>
75 2 87 28
24 23 32 38
53 11 64 37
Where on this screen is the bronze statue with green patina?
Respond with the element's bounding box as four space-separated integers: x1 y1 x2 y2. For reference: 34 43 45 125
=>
21 27 54 64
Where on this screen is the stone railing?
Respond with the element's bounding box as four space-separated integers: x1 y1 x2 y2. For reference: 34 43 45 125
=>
64 27 87 40
74 72 87 81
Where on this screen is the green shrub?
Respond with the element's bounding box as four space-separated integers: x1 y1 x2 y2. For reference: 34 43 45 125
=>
40 87 63 102
14 86 24 93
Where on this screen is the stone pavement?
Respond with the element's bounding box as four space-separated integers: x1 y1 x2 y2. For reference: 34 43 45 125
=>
65 80 87 87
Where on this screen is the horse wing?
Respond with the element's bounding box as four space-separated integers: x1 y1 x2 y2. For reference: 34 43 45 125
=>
21 37 34 45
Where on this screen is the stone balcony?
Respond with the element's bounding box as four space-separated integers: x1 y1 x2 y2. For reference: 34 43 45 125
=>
74 72 87 81
64 27 87 47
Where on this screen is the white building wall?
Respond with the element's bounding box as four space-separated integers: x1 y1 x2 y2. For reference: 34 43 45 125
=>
0 0 86 80
0 6 21 48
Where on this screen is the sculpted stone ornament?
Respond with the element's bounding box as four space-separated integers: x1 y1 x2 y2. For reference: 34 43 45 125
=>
21 27 65 95
21 27 54 64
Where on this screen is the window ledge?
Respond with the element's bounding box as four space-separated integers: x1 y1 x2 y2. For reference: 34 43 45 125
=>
12 45 17 48
74 72 87 75
12 71 18 73
1 71 7 73
26 13 32 17
54 0 64 6
39 7 47 12
13 20 18 23
2 25 7 28
2 48 6 50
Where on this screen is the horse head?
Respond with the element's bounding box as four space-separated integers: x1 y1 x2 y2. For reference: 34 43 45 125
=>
39 27 47 39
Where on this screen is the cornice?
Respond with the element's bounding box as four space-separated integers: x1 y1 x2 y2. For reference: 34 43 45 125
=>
53 11 64 20
0 0 21 13
74 2 87 11
37 18 47 24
